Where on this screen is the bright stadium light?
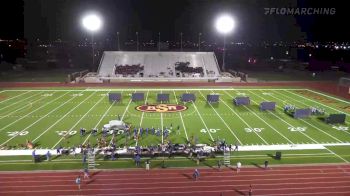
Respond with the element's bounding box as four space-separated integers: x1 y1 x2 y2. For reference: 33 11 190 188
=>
215 14 235 71
81 13 102 67
82 14 102 32
215 15 235 34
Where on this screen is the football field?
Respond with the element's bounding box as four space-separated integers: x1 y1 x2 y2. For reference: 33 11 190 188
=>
0 87 349 154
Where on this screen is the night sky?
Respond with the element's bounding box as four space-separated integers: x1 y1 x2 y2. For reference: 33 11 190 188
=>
1 0 349 42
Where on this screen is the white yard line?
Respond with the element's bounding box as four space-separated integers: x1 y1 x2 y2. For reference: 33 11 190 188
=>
324 147 349 163
0 92 70 132
0 91 83 147
3 88 307 92
282 90 350 125
83 91 113 145
172 90 189 141
248 90 320 144
0 91 42 112
135 90 149 146
0 92 45 119
217 90 268 145
0 90 31 104
31 91 96 144
109 90 134 146
224 90 293 144
267 91 344 143
308 89 350 104
198 90 242 145
186 90 214 141
286 90 350 116
52 92 106 148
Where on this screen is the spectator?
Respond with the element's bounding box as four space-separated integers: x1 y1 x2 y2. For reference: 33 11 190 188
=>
249 184 253 196
264 160 269 169
193 169 200 181
75 176 81 190
236 161 241 173
46 151 51 161
83 168 90 179
135 154 141 167
145 159 150 170
32 150 36 162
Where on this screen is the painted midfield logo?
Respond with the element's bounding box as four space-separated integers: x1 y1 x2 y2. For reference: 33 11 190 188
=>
136 104 187 113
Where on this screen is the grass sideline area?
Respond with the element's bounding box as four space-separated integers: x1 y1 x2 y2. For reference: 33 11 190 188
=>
0 87 349 170
0 148 349 171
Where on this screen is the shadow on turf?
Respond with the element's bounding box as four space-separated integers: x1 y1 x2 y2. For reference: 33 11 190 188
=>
250 162 264 169
233 188 246 195
267 153 280 160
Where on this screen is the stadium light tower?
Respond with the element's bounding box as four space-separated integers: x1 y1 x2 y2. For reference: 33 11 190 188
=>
180 32 183 51
198 32 202 51
136 32 139 51
82 13 102 67
117 32 120 51
215 14 235 71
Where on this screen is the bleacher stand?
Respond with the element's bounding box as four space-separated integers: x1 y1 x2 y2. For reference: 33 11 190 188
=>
114 64 144 76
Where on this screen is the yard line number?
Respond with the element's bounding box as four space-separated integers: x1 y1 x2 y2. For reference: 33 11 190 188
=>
7 131 28 137
288 127 306 132
332 126 348 131
72 93 83 97
245 128 264 133
200 128 220 133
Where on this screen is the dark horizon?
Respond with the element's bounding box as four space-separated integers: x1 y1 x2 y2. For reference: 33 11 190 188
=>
1 0 349 42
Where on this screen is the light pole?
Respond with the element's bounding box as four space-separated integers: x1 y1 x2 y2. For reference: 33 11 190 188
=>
158 32 161 51
117 32 120 51
198 33 202 51
82 13 102 67
180 32 183 51
215 14 235 71
136 32 139 51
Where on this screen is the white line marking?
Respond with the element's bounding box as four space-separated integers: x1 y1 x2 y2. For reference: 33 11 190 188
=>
31 91 96 144
0 92 45 119
173 90 189 141
136 90 149 146
286 90 350 116
224 90 293 144
267 91 344 143
0 91 81 147
0 92 40 112
248 90 319 144
3 88 307 92
324 147 349 163
0 90 31 104
198 90 242 145
110 90 133 146
218 90 269 145
52 92 106 148
83 91 112 145
308 89 350 104
186 90 214 141
273 90 346 142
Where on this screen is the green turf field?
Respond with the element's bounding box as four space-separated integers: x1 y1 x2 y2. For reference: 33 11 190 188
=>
0 88 349 152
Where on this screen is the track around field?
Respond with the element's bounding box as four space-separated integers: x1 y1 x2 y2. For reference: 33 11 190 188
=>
0 81 349 100
0 164 350 195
